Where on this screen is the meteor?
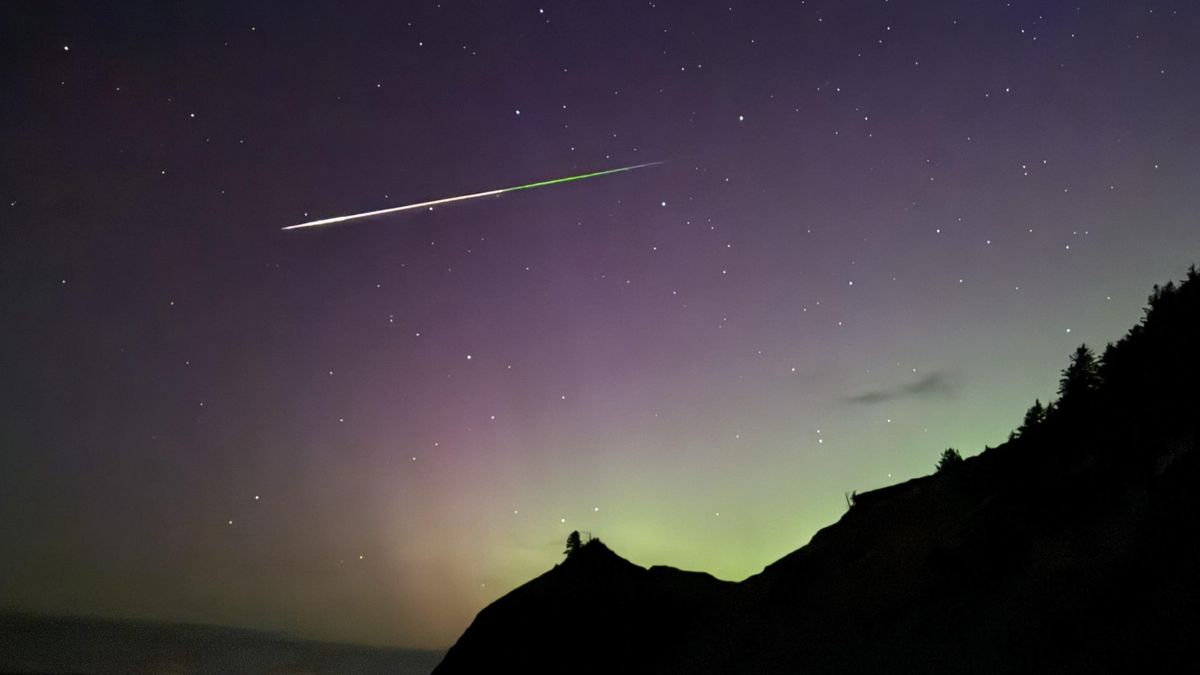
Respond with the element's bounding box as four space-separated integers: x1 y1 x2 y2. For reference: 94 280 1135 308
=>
282 160 666 231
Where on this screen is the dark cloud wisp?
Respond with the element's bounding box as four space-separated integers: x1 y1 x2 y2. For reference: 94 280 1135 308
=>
843 372 956 406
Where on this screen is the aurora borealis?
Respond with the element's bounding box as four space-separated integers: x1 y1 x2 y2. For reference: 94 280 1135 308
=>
3 0 1200 650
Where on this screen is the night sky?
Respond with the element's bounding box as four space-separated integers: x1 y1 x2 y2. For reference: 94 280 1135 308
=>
3 0 1199 650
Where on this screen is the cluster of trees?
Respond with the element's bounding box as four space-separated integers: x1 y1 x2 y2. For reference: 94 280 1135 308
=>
934 343 1101 471
1022 343 1101 427
935 265 1200 471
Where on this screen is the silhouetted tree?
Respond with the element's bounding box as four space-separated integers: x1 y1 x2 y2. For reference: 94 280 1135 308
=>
936 448 963 472
1019 399 1046 435
564 530 582 557
1058 344 1101 403
1145 281 1178 321
1099 341 1118 371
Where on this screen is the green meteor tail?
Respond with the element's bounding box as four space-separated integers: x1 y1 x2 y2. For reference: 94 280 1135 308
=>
503 161 667 194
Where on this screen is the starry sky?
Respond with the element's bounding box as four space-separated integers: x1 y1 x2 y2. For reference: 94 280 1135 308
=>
3 0 1199 650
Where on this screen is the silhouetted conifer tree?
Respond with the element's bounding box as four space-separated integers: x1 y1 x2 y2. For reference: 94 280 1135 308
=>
1099 342 1118 371
1058 345 1101 403
1019 399 1046 435
1146 281 1177 318
936 448 963 472
564 530 582 556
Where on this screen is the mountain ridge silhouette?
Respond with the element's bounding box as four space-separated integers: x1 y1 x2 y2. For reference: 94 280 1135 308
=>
434 267 1200 674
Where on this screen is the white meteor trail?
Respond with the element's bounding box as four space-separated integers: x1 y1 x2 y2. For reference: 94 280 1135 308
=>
282 160 666 231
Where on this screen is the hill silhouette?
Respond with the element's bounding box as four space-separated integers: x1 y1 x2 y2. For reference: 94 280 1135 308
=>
433 267 1200 674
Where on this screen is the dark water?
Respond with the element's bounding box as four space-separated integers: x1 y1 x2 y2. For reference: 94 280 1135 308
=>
0 612 444 675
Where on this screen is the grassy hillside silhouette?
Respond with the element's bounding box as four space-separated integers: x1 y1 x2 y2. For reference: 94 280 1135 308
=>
434 267 1200 674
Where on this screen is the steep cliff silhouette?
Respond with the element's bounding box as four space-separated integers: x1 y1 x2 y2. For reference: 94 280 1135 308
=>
434 267 1200 674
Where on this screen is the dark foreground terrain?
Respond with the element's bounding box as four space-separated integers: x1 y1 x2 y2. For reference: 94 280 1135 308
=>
0 612 443 675
435 269 1200 674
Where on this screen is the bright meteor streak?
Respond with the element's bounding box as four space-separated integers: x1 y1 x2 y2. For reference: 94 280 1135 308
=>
282 161 666 231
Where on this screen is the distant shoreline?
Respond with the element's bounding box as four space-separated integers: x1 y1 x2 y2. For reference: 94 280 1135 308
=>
0 611 444 675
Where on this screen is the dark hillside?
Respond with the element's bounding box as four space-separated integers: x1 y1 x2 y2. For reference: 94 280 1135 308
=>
433 538 736 674
434 268 1200 675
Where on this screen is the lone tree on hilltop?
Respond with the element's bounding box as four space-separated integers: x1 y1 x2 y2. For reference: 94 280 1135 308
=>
564 530 582 557
937 448 963 472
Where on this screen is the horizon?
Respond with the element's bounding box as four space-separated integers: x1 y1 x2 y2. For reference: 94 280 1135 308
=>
4 0 1200 651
